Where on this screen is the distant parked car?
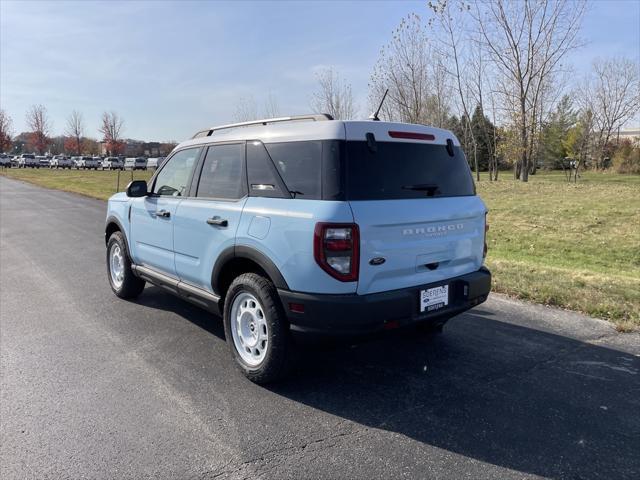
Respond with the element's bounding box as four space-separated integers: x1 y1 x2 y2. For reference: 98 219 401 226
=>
10 156 19 167
74 156 97 169
145 157 165 169
50 155 73 169
88 157 103 169
17 154 38 168
0 154 10 168
102 157 124 170
36 156 51 168
124 157 147 170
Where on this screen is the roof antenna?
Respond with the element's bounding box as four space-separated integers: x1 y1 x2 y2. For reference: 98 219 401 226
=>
369 89 388 121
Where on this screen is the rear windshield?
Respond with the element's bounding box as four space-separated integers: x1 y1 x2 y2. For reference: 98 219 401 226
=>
345 141 475 200
244 139 473 201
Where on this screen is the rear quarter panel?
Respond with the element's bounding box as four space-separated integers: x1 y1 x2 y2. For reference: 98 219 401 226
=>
237 197 356 294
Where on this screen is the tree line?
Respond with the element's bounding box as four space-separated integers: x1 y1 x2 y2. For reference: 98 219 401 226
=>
0 107 175 157
308 0 640 180
3 0 638 176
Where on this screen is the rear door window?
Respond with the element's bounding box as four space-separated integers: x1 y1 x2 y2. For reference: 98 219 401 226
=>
246 141 288 198
196 143 246 200
345 141 475 200
265 141 322 200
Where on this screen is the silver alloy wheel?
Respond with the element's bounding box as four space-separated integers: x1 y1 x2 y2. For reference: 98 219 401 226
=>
230 292 269 367
109 243 125 289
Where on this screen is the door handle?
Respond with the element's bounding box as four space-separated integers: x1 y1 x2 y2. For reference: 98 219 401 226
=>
207 216 228 227
156 209 171 218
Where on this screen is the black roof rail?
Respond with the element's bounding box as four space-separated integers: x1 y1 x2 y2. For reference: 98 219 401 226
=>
192 113 334 139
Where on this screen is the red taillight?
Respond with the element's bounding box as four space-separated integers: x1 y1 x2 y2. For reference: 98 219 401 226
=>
388 131 435 141
325 239 352 251
314 223 359 282
483 214 489 258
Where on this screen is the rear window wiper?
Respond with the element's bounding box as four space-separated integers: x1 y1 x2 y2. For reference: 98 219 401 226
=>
402 184 440 197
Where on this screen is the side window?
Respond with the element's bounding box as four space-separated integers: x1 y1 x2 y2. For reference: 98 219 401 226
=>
246 141 287 198
196 143 247 200
265 141 322 199
153 147 201 196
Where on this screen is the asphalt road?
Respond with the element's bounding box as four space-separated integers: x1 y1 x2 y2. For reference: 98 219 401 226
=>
1 176 639 480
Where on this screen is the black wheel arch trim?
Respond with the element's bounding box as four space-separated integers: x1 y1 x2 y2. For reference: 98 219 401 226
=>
105 216 132 258
211 245 289 296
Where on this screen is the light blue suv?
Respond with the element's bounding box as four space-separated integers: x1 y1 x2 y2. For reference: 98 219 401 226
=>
105 114 491 383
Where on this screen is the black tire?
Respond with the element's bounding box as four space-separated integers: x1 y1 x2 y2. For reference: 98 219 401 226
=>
223 273 292 384
106 231 145 299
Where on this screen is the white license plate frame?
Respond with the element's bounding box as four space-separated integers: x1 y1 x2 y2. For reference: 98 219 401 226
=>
420 285 449 312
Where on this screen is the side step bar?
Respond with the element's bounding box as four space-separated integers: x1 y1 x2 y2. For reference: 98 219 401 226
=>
132 264 221 316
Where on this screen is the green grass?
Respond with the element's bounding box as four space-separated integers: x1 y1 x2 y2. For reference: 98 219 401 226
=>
0 168 153 200
2 167 639 330
478 171 640 331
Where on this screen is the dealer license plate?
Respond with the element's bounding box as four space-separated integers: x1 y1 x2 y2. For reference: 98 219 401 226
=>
420 285 449 312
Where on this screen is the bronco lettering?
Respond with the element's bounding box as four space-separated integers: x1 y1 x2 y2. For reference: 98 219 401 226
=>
402 223 464 236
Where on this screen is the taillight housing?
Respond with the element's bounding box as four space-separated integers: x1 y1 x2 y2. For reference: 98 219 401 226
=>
314 223 359 282
483 213 489 258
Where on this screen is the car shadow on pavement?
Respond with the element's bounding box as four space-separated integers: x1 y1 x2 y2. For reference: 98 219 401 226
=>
134 287 639 479
133 285 227 339
269 313 640 480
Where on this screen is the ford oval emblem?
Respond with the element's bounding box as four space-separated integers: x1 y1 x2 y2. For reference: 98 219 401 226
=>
369 257 386 266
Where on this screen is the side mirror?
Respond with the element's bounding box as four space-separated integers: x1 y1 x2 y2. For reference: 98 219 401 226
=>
126 180 148 197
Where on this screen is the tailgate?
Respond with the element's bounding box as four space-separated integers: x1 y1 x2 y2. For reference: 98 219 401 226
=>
351 196 486 295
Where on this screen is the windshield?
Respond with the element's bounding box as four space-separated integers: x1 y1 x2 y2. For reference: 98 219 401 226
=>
345 141 475 200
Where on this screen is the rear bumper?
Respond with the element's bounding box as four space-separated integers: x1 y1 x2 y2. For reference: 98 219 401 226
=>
278 267 491 336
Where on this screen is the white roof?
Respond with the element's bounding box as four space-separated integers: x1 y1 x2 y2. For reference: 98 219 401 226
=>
175 119 461 151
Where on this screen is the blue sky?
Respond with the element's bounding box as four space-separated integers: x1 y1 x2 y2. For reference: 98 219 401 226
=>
1 0 639 141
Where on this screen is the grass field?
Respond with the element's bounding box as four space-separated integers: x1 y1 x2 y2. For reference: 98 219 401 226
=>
2 167 639 330
477 171 639 331
0 168 153 199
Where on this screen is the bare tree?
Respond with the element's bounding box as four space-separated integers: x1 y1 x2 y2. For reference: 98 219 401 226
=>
470 35 502 180
429 1 480 179
99 111 125 155
474 0 586 181
369 13 450 125
233 96 258 122
582 57 640 169
263 92 281 118
0 109 13 153
65 110 85 156
311 67 357 120
26 104 52 154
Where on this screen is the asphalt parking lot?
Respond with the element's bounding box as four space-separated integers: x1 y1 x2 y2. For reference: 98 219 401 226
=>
1 176 639 479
